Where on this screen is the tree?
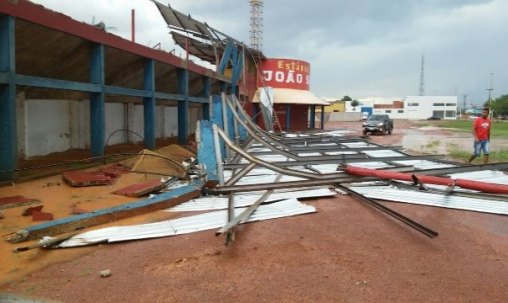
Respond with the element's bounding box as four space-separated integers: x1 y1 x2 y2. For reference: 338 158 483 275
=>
491 94 508 117
341 96 352 101
351 100 360 111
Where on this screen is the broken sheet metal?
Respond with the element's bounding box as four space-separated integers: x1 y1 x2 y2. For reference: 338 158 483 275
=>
338 161 394 170
447 170 508 185
168 187 335 212
393 159 456 170
362 149 406 158
57 199 317 247
239 154 294 163
314 130 354 137
348 185 508 215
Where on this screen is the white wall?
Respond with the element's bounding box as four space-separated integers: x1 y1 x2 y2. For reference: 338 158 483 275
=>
343 96 458 120
105 103 125 145
25 100 74 157
404 96 458 120
19 99 201 158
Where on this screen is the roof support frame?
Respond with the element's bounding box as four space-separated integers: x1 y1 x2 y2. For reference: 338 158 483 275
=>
89 43 105 158
177 68 189 145
143 58 156 149
0 14 16 181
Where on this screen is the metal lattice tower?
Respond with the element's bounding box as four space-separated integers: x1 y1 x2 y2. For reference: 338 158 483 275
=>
249 0 263 51
418 55 425 96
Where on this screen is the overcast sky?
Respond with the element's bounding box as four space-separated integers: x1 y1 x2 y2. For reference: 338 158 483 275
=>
30 0 508 105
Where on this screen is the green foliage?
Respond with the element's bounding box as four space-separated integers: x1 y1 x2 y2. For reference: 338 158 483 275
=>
351 100 360 108
491 94 508 117
341 95 352 101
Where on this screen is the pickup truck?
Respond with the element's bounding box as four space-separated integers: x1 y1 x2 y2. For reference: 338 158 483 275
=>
362 114 393 135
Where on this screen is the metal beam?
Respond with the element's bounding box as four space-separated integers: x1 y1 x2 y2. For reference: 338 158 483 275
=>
309 105 316 129
208 176 372 194
143 59 156 149
196 120 219 182
177 68 189 144
337 184 438 238
202 76 210 120
0 15 16 181
89 43 105 158
217 38 233 74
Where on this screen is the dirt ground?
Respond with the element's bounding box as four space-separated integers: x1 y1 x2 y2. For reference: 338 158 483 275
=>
0 120 507 302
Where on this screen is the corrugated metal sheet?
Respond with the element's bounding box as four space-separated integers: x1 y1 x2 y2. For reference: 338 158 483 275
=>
298 152 323 157
447 170 508 185
341 142 376 148
308 164 340 174
362 149 405 158
338 162 394 170
393 160 456 170
324 151 358 156
168 187 335 211
239 154 294 163
58 199 317 247
348 185 508 215
308 143 339 146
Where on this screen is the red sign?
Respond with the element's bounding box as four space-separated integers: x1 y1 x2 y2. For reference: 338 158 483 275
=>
258 59 310 90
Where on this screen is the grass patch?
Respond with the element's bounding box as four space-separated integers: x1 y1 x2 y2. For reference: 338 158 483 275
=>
447 142 508 162
437 120 508 137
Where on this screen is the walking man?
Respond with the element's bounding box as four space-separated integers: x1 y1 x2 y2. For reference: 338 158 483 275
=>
468 108 491 164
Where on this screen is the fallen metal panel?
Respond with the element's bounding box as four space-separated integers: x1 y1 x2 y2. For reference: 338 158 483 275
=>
324 151 358 155
393 160 456 170
447 170 508 185
7 180 204 243
349 185 508 215
168 187 336 212
57 199 317 247
307 164 340 174
338 161 394 169
362 149 406 158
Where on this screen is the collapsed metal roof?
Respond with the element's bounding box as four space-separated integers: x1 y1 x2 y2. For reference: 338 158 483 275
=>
153 0 265 65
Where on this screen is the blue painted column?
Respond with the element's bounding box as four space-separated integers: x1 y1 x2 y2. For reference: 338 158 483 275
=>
309 105 316 128
230 45 241 96
202 76 210 120
177 68 189 145
210 95 225 160
285 104 291 131
143 59 155 149
320 105 325 129
89 43 105 157
196 120 218 181
0 15 16 181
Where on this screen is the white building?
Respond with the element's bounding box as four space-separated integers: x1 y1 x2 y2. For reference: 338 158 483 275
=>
344 96 458 120
403 96 458 120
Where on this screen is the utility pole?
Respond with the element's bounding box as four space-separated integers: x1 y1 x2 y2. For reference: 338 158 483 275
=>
462 94 467 117
487 72 494 118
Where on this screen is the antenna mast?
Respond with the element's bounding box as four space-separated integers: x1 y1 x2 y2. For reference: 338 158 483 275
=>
249 0 263 51
418 55 425 96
